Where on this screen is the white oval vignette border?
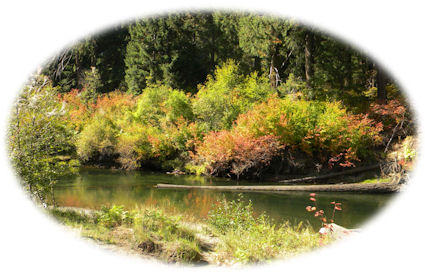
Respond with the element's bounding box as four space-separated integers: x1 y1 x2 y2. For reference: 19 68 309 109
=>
0 1 424 276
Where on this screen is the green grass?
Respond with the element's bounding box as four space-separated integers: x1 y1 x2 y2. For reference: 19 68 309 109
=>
49 198 329 265
359 177 392 184
206 195 329 264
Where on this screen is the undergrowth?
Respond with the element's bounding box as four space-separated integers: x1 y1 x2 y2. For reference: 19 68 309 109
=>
50 197 330 265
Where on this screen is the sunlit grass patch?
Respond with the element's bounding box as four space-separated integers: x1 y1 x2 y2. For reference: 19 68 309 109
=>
207 194 328 264
50 200 331 265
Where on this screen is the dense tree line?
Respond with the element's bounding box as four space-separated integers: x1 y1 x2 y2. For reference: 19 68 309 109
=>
42 12 390 103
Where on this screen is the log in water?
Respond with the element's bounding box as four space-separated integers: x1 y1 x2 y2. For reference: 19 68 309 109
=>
156 181 399 193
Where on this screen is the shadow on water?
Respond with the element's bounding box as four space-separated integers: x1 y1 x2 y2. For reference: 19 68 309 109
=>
54 168 395 230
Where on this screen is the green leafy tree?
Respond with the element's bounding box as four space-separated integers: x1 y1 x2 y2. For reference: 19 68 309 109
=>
8 76 77 205
193 60 274 131
80 66 101 105
133 84 193 125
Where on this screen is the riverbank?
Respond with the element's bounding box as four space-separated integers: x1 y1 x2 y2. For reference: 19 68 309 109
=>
48 198 331 265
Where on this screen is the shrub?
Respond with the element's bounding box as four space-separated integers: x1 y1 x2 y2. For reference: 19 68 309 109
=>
235 97 383 168
278 73 311 98
95 91 136 117
133 209 202 262
383 136 417 177
207 194 257 233
115 126 152 170
58 89 92 130
76 115 118 163
192 60 275 131
369 99 413 146
133 84 193 125
9 75 77 204
208 195 325 264
97 205 135 228
116 122 189 170
196 130 282 178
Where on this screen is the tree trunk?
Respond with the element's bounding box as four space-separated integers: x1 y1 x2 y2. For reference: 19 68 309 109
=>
254 56 262 74
377 67 387 104
157 181 399 193
269 54 279 89
304 31 314 87
344 52 352 88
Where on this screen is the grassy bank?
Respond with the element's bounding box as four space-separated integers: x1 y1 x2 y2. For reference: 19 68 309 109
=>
49 196 330 265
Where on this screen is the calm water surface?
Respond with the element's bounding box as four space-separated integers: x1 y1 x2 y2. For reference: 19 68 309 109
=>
54 168 396 229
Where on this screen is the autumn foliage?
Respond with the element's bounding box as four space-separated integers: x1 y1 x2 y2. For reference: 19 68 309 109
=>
196 130 282 179
51 62 412 179
235 97 383 169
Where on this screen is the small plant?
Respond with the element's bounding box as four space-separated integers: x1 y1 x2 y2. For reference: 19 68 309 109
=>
208 195 324 263
305 193 342 227
97 205 134 228
133 209 202 263
207 194 257 233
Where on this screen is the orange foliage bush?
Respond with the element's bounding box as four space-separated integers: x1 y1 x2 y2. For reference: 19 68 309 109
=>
95 91 136 114
59 90 136 131
196 130 283 179
235 97 383 168
58 89 91 129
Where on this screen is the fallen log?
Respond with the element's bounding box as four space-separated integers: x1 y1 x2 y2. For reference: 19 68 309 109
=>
278 164 381 183
156 180 399 193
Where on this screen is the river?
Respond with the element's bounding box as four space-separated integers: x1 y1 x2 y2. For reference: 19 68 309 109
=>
54 168 396 230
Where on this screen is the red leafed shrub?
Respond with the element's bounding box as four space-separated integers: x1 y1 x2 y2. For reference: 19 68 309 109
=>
369 99 408 131
196 130 283 179
369 99 414 147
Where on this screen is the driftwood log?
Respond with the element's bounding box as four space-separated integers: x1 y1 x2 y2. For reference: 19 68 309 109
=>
156 180 399 193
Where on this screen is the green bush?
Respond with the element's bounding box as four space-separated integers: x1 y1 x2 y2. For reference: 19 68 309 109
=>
207 194 258 233
133 84 193 125
207 195 325 264
76 115 118 163
115 124 153 170
278 73 311 98
8 75 77 204
133 209 202 262
97 205 135 228
192 60 275 131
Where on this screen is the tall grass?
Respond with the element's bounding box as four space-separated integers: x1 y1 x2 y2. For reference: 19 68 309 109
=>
50 197 329 265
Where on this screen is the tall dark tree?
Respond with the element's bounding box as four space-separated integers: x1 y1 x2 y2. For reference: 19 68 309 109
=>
376 66 387 104
237 15 292 88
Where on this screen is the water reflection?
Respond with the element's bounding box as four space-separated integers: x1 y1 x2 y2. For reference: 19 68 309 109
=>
54 168 395 229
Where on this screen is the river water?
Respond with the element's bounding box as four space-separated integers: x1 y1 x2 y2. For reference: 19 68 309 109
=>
54 168 396 230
